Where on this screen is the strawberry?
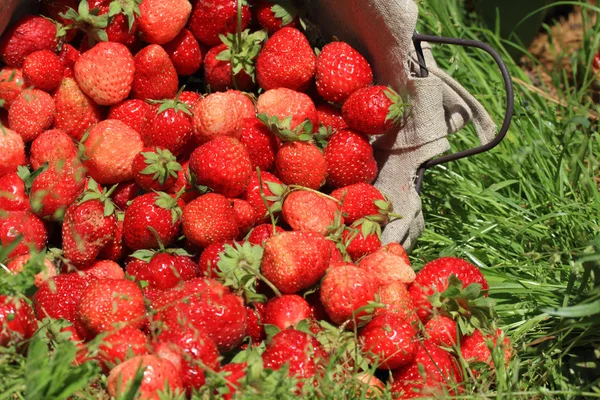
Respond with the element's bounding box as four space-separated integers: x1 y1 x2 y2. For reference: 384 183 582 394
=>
30 162 86 220
132 147 182 192
316 42 373 103
131 44 178 101
163 28 203 76
0 172 28 211
98 326 148 372
242 171 285 222
22 50 64 91
6 254 57 287
358 244 415 287
219 362 247 400
239 117 278 172
331 183 393 225
166 161 201 203
261 231 331 294
108 99 151 133
62 181 117 268
408 257 489 322
198 240 233 278
245 302 266 343
57 44 80 77
82 119 144 184
140 96 194 157
188 0 251 47
384 242 410 265
0 67 24 109
316 103 347 132
129 250 197 290
264 294 312 331
110 181 142 210
247 224 285 246
254 0 299 33
182 193 239 248
374 281 415 321
107 355 184 398
189 136 252 197
230 198 259 237
228 90 256 118
98 217 126 261
8 89 55 143
138 0 192 44
0 15 57 67
154 325 220 393
0 127 26 177
178 90 202 109
319 262 378 327
123 191 183 250
53 77 104 141
460 328 512 369
0 211 48 258
275 141 326 189
84 259 125 280
0 296 37 347
30 129 78 170
342 219 382 261
192 92 243 144
282 190 342 235
257 88 318 130
425 316 457 347
256 27 316 92
74 42 135 106
342 85 407 135
324 129 377 188
359 313 418 369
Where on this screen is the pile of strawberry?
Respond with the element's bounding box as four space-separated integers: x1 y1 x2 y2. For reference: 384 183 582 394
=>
0 0 512 398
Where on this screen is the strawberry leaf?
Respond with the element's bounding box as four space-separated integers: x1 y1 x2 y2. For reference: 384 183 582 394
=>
270 3 299 26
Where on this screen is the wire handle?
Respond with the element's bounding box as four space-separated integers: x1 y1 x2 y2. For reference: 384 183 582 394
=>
412 33 515 193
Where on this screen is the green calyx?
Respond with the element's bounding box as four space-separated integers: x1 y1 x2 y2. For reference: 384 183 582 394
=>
154 190 183 225
384 86 411 126
216 29 267 83
17 163 48 196
78 178 118 217
343 218 382 247
140 148 182 186
257 114 314 143
368 196 402 225
130 247 191 262
147 87 193 116
107 0 142 32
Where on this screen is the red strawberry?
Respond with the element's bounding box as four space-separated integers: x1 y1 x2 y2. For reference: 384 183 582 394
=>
425 316 457 347
359 244 415 287
256 27 316 92
30 129 78 170
342 85 407 135
0 127 25 177
324 129 377 188
29 162 86 220
264 294 312 331
230 198 259 237
247 224 285 246
316 42 373 103
374 281 416 321
219 362 247 400
110 181 142 210
107 355 183 398
8 89 55 143
0 67 24 109
359 313 418 370
182 193 239 248
319 263 378 326
316 103 347 132
138 0 192 44
245 302 266 343
6 254 57 287
166 161 201 204
123 191 183 250
240 117 279 172
0 295 37 346
178 90 202 109
0 172 27 212
74 42 135 106
189 136 252 197
331 183 392 225
0 211 47 258
408 257 489 322
108 99 151 133
242 171 285 222
261 231 331 294
460 328 512 369
84 259 125 280
98 327 148 372
282 190 342 235
275 141 326 189
131 44 178 101
254 0 299 33
97 217 127 262
53 77 104 141
132 147 181 192
22 50 64 91
188 0 251 47
257 88 318 130
343 220 382 261
0 15 57 67
192 92 243 144
203 44 250 92
129 251 197 290
140 97 194 157
197 240 233 278
57 44 80 77
384 242 411 265
163 28 203 76
82 119 144 184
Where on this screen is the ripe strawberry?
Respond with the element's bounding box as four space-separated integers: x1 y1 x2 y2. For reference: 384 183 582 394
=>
460 328 512 369
343 219 382 261
98 326 148 372
256 27 316 92
320 263 378 326
228 90 256 118
247 224 285 246
230 198 259 237
178 90 202 109
138 0 192 44
359 244 415 287
8 89 55 143
108 99 151 133
192 92 243 144
254 0 299 33
129 251 197 290
84 259 125 280
140 97 194 157
374 281 415 321
0 15 57 67
30 129 78 170
6 253 57 287
425 316 458 347
123 191 183 250
261 231 331 294
342 85 407 135
132 147 181 192
242 171 285 222
331 183 393 225
22 50 64 91
264 294 312 331
98 217 126 262
324 129 377 188
245 302 266 343
275 141 326 189
197 240 233 278
182 193 239 248
316 42 373 103
74 42 135 106
0 296 37 346
188 0 251 46
57 44 80 78
163 28 203 76
0 68 23 109
131 44 178 101
107 355 183 398
282 190 342 235
219 362 247 400
30 162 86 220
0 211 48 258
53 77 104 141
166 161 201 203
78 278 146 334
0 172 28 211
316 103 347 132
82 119 144 184
239 118 278 172
359 313 418 370
257 88 318 130
408 257 489 322
189 136 252 197
0 127 25 177
110 181 142 210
